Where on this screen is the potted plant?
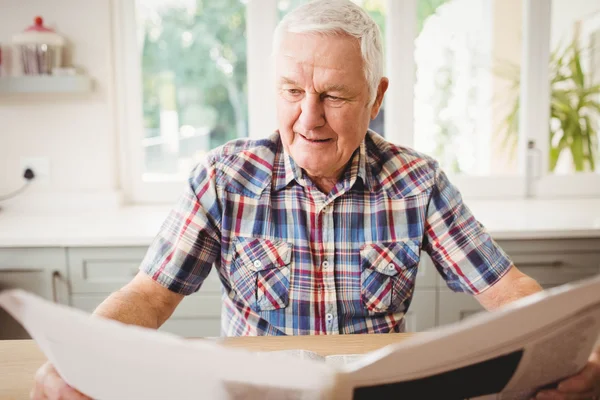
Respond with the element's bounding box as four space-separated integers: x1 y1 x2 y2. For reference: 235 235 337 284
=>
498 33 600 172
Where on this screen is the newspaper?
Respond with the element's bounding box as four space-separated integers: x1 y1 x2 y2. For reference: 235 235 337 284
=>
266 349 365 367
1 275 600 400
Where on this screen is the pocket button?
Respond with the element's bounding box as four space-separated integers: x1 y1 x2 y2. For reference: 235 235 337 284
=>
326 313 333 322
253 260 262 268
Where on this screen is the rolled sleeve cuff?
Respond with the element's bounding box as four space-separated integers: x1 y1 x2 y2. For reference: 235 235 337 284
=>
446 255 514 295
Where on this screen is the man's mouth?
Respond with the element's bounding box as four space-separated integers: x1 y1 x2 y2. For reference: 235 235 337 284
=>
298 133 332 143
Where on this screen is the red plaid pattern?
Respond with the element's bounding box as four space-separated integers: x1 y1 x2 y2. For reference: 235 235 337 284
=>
140 131 513 336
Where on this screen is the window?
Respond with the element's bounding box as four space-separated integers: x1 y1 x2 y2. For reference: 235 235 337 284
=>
136 0 248 181
527 0 600 198
115 0 600 203
414 0 521 177
548 0 600 175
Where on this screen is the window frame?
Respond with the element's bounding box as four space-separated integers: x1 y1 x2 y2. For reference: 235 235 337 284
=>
115 0 600 204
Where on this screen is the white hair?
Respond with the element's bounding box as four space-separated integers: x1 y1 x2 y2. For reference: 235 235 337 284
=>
273 0 384 106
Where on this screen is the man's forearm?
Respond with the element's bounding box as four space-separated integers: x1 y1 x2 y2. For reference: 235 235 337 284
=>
491 274 543 309
475 267 543 311
92 288 162 329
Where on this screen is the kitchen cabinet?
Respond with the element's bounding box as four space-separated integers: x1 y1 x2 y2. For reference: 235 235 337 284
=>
0 248 69 339
404 289 436 332
1 238 599 339
67 247 223 338
436 238 600 327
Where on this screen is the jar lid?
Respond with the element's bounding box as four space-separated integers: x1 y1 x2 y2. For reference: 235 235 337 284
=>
12 17 66 46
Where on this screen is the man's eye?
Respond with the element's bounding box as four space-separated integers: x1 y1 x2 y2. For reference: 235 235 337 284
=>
325 95 342 101
286 89 302 95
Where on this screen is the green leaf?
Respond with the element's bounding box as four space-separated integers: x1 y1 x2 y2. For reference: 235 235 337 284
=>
549 145 561 171
570 125 585 171
584 116 596 171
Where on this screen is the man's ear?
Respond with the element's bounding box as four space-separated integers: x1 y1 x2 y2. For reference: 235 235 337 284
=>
370 77 389 120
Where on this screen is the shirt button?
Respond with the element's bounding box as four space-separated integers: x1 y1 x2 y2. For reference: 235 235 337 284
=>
326 313 333 322
253 260 262 268
322 260 329 269
388 264 395 271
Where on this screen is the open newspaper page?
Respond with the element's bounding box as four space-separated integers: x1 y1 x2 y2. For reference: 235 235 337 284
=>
331 275 600 400
0 290 337 400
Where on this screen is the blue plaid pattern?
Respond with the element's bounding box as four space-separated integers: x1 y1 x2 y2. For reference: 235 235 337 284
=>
140 130 513 335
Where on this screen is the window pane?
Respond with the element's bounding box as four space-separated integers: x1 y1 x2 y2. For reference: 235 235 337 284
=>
414 0 521 176
277 0 386 136
549 0 600 174
136 0 248 180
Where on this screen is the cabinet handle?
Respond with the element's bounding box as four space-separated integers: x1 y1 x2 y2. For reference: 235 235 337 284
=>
518 260 564 268
0 268 42 273
51 270 62 303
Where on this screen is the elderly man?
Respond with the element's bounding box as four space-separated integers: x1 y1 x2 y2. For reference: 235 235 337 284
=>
32 0 599 399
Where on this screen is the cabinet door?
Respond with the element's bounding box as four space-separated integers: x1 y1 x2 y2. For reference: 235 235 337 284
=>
511 253 600 288
71 292 222 338
67 247 149 293
0 248 68 339
499 239 600 288
404 289 436 332
415 254 438 289
437 290 485 327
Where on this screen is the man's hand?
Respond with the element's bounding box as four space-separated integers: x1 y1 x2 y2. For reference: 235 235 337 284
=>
534 348 600 400
30 362 90 400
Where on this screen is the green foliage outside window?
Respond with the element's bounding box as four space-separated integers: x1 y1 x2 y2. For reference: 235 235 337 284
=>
498 35 600 172
141 0 247 150
139 0 449 155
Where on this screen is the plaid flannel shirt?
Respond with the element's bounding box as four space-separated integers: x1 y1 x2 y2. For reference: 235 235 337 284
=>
140 130 513 335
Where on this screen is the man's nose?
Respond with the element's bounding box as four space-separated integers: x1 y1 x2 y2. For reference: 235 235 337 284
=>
299 95 325 131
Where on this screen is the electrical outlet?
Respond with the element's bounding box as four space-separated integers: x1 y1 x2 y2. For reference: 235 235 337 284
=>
20 157 50 185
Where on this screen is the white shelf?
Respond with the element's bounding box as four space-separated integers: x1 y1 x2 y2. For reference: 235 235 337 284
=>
0 75 93 94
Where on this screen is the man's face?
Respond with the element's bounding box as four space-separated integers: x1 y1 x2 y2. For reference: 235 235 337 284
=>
275 32 386 180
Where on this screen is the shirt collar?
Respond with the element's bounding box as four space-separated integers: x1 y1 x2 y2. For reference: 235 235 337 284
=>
273 134 370 192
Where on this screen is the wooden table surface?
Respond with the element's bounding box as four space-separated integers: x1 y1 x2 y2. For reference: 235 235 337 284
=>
0 333 414 400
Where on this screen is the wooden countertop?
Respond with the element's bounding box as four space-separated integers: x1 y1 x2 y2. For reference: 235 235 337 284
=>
0 333 415 400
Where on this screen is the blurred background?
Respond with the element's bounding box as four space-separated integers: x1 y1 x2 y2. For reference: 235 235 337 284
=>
0 1 599 341
1 0 599 204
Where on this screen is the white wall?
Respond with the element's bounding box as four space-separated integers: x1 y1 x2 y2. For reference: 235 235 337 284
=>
551 0 600 50
0 0 119 199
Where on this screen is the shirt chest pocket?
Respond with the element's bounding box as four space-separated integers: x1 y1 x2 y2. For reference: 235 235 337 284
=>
360 240 420 314
230 237 292 312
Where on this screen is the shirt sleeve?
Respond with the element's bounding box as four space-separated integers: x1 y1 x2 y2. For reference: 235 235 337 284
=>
423 164 513 294
139 158 222 295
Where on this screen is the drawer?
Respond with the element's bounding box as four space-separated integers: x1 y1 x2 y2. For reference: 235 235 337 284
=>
511 252 600 287
0 247 66 271
70 292 222 319
435 251 600 289
499 238 600 254
68 247 222 294
0 248 70 306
